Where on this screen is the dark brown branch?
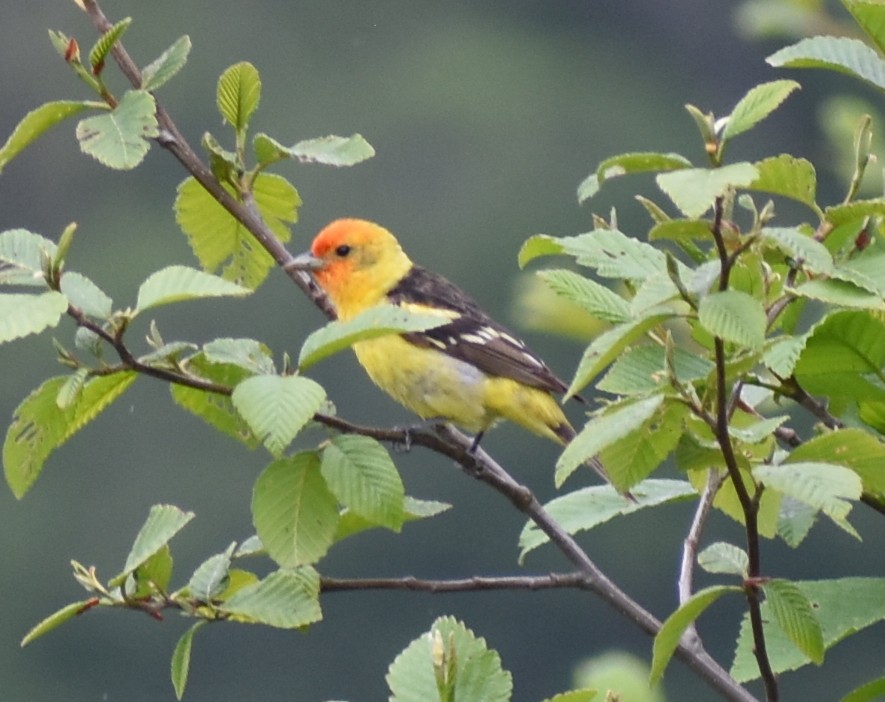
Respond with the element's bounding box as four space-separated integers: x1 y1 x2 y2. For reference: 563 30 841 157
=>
320 572 591 593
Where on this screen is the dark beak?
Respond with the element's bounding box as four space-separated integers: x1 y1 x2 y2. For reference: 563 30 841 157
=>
285 251 324 272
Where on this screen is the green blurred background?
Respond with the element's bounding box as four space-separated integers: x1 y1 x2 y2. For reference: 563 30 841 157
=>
2 2 883 700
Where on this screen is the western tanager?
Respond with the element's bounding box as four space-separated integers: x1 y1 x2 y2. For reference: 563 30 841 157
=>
290 218 611 486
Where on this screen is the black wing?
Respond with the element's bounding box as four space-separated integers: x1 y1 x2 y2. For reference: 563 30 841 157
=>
387 266 570 395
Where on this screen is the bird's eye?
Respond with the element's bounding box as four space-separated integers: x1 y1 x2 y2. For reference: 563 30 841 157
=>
335 244 351 257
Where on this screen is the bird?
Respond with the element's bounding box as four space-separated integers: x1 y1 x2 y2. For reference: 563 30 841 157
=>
288 218 615 489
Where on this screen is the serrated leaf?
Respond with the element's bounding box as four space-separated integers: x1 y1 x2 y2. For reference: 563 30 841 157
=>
777 496 818 547
697 542 749 577
787 428 885 496
321 435 404 531
566 312 675 400
0 101 97 174
768 36 885 91
298 304 446 371
537 269 631 324
221 567 322 628
577 152 692 202
136 265 250 311
334 496 451 542
748 155 819 212
763 578 824 664
793 279 885 310
763 335 807 377
231 375 325 456
519 479 695 560
4 372 136 498
722 80 800 142
541 691 598 702
794 311 885 404
0 292 67 343
170 621 204 700
202 338 275 375
761 226 833 274
698 290 766 349
141 35 191 91
76 90 158 169
20 599 94 647
845 0 885 54
170 355 258 447
651 586 741 684
728 415 789 443
825 198 885 226
556 395 665 485
60 272 113 318
174 172 299 288
187 543 235 600
598 344 714 395
217 62 261 132
56 369 89 410
753 462 862 537
560 228 669 281
657 162 758 218
254 133 375 167
648 219 712 262
840 675 885 702
121 504 195 577
88 17 131 72
518 234 566 268
252 454 339 567
733 577 885 681
387 616 512 702
131 545 174 597
0 228 57 285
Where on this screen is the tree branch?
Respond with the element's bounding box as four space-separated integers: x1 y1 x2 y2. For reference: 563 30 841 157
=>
320 572 591 593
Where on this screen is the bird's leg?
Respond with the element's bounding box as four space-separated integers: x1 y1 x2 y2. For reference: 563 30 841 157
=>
467 431 485 454
392 417 448 452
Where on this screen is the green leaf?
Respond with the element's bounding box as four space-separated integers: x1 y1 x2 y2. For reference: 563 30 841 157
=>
556 395 665 486
541 690 598 702
252 454 339 567
121 504 195 577
561 228 669 281
221 566 322 628
577 152 692 202
748 155 819 212
0 101 98 174
136 265 250 311
20 599 94 647
88 17 131 72
254 133 375 167
698 290 766 349
334 496 451 542
651 586 741 684
648 219 711 261
216 62 261 133
76 90 158 169
697 542 749 577
787 428 885 496
794 311 885 404
729 415 789 444
60 272 113 319
170 355 258 447
519 479 695 561
761 226 833 274
0 292 67 343
566 312 675 399
845 0 885 53
793 279 885 310
141 35 191 91
777 496 818 548
768 36 885 92
0 228 57 286
4 372 137 498
170 621 204 700
825 198 885 227
387 616 512 702
763 335 807 377
131 545 174 597
321 435 405 531
537 269 632 324
231 375 325 456
56 369 90 410
732 578 885 681
840 676 885 702
187 543 236 600
753 462 862 538
763 578 824 664
518 234 566 268
656 162 758 218
298 304 446 371
174 173 299 288
598 344 714 396
722 80 800 142
202 338 275 375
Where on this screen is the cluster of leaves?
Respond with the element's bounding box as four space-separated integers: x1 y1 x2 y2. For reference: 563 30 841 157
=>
2 1 885 701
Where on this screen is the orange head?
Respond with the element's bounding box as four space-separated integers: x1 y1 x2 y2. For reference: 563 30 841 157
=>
294 219 413 319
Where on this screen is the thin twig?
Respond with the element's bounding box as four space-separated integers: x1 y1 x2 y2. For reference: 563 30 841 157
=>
320 572 590 593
